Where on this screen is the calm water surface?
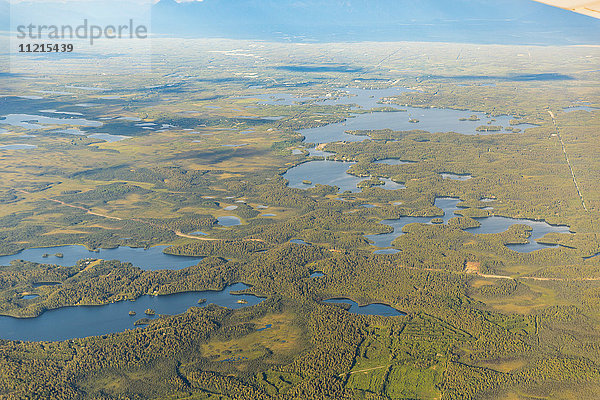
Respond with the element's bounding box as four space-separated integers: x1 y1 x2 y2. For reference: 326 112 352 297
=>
367 198 570 252
0 283 262 341
324 298 405 316
284 160 405 193
0 245 202 271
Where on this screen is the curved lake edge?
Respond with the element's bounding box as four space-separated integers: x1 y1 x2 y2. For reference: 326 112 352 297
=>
0 243 174 258
1 282 265 320
0 244 204 271
366 197 573 252
0 283 266 341
322 297 406 317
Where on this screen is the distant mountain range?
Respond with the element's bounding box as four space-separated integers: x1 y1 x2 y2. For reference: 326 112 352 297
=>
150 0 599 45
0 0 598 45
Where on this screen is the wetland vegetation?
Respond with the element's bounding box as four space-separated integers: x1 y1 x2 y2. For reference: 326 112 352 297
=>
0 38 599 400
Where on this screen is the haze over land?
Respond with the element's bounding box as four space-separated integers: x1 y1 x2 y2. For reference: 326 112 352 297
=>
149 0 599 44
0 1 600 399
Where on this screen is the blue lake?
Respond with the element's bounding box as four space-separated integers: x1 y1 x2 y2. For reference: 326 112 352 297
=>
469 216 571 253
0 245 202 271
0 283 263 342
88 133 131 142
0 113 102 130
290 239 311 246
218 216 242 226
0 144 38 149
441 173 472 181
563 106 598 113
367 198 571 253
284 160 405 193
297 87 537 144
323 298 405 317
366 198 460 247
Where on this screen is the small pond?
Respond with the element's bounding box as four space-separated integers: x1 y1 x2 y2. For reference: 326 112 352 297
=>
0 144 37 149
440 173 472 181
88 133 131 142
217 216 242 226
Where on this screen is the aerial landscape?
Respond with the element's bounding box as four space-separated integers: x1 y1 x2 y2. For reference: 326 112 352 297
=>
0 0 600 399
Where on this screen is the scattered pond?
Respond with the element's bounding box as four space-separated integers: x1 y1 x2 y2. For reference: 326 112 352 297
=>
563 106 598 113
440 173 472 181
0 144 37 150
32 282 61 288
218 216 242 226
0 245 202 271
223 205 238 211
323 298 405 316
310 272 325 278
0 114 102 130
88 133 131 142
21 295 39 300
290 239 311 246
0 283 263 342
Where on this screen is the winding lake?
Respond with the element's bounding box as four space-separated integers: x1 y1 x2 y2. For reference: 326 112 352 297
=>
0 245 202 271
366 198 570 253
0 113 102 130
284 160 405 193
0 283 263 342
297 87 537 144
323 298 405 316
